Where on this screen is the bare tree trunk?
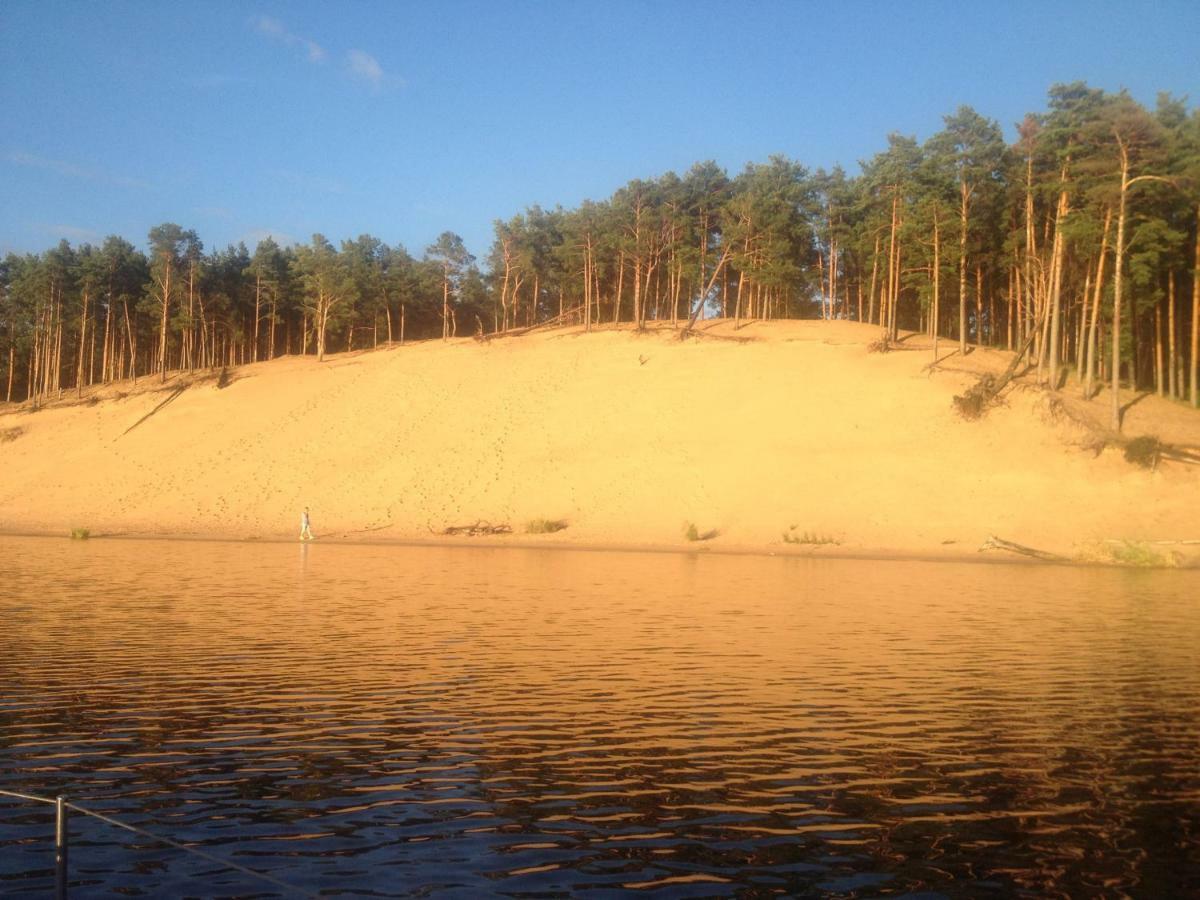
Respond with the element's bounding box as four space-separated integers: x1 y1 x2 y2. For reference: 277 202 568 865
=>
1111 151 1130 431
441 265 450 341
1155 299 1165 396
101 301 112 383
157 261 171 382
885 194 898 339
1009 261 1017 351
816 252 825 320
89 312 97 385
253 273 262 363
889 210 902 341
584 233 593 332
932 212 941 359
1023 150 1038 359
1076 272 1091 383
1046 177 1068 388
499 240 512 332
975 262 984 346
988 269 996 347
1167 271 1177 399
613 253 624 324
28 337 36 404
1083 209 1111 399
122 298 137 384
186 261 197 373
958 181 970 354
864 236 883 328
75 287 89 397
1191 205 1199 407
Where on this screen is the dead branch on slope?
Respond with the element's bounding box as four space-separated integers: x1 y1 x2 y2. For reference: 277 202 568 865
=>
482 305 586 341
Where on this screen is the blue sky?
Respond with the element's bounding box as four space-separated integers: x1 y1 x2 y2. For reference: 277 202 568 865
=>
2 0 1197 263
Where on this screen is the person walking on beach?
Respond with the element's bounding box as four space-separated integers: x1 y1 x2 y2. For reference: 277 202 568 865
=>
300 506 315 541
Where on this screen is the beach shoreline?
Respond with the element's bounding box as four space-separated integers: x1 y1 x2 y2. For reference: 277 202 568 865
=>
3 320 1198 569
7 527 1189 569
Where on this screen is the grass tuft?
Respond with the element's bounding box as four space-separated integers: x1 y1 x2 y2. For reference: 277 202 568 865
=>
782 526 840 546
684 522 718 542
526 518 568 534
1105 540 1172 567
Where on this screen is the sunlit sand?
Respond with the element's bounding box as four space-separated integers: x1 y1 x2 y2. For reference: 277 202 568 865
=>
1 319 1197 560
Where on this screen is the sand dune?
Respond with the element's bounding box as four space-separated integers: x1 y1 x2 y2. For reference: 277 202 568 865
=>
1 319 1197 561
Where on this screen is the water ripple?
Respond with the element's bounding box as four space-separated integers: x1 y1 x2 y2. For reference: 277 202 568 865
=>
1 537 1198 895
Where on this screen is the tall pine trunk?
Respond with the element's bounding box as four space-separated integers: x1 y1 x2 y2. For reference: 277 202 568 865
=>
958 181 969 353
1083 208 1111 400
1167 271 1177 399
1191 202 1199 407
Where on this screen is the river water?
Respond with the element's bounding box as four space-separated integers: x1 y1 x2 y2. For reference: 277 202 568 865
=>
0 536 1197 896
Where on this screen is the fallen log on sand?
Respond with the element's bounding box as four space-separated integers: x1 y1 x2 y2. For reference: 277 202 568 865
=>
979 534 1068 562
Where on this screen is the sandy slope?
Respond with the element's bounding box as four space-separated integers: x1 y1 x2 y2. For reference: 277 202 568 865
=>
1 319 1197 560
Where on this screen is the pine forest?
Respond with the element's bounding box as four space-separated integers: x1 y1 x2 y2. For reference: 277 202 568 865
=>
4 84 1199 433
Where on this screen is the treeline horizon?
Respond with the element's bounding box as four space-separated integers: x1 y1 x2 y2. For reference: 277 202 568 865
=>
2 82 1199 431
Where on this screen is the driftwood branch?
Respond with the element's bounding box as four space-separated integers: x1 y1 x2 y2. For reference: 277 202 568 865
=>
431 520 512 537
979 534 1068 562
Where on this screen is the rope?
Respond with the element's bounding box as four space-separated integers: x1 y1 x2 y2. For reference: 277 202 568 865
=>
66 803 316 898
0 788 316 897
0 788 58 805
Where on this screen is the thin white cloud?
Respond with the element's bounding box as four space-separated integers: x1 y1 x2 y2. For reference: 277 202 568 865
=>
347 49 384 88
252 15 326 63
6 151 152 190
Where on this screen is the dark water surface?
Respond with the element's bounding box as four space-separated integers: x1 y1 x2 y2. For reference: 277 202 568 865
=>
1 536 1197 897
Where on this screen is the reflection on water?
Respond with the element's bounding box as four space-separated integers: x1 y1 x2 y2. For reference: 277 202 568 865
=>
1 536 1197 896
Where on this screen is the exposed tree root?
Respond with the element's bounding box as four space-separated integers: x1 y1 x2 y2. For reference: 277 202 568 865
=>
866 337 892 354
952 331 1036 419
1040 395 1200 469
